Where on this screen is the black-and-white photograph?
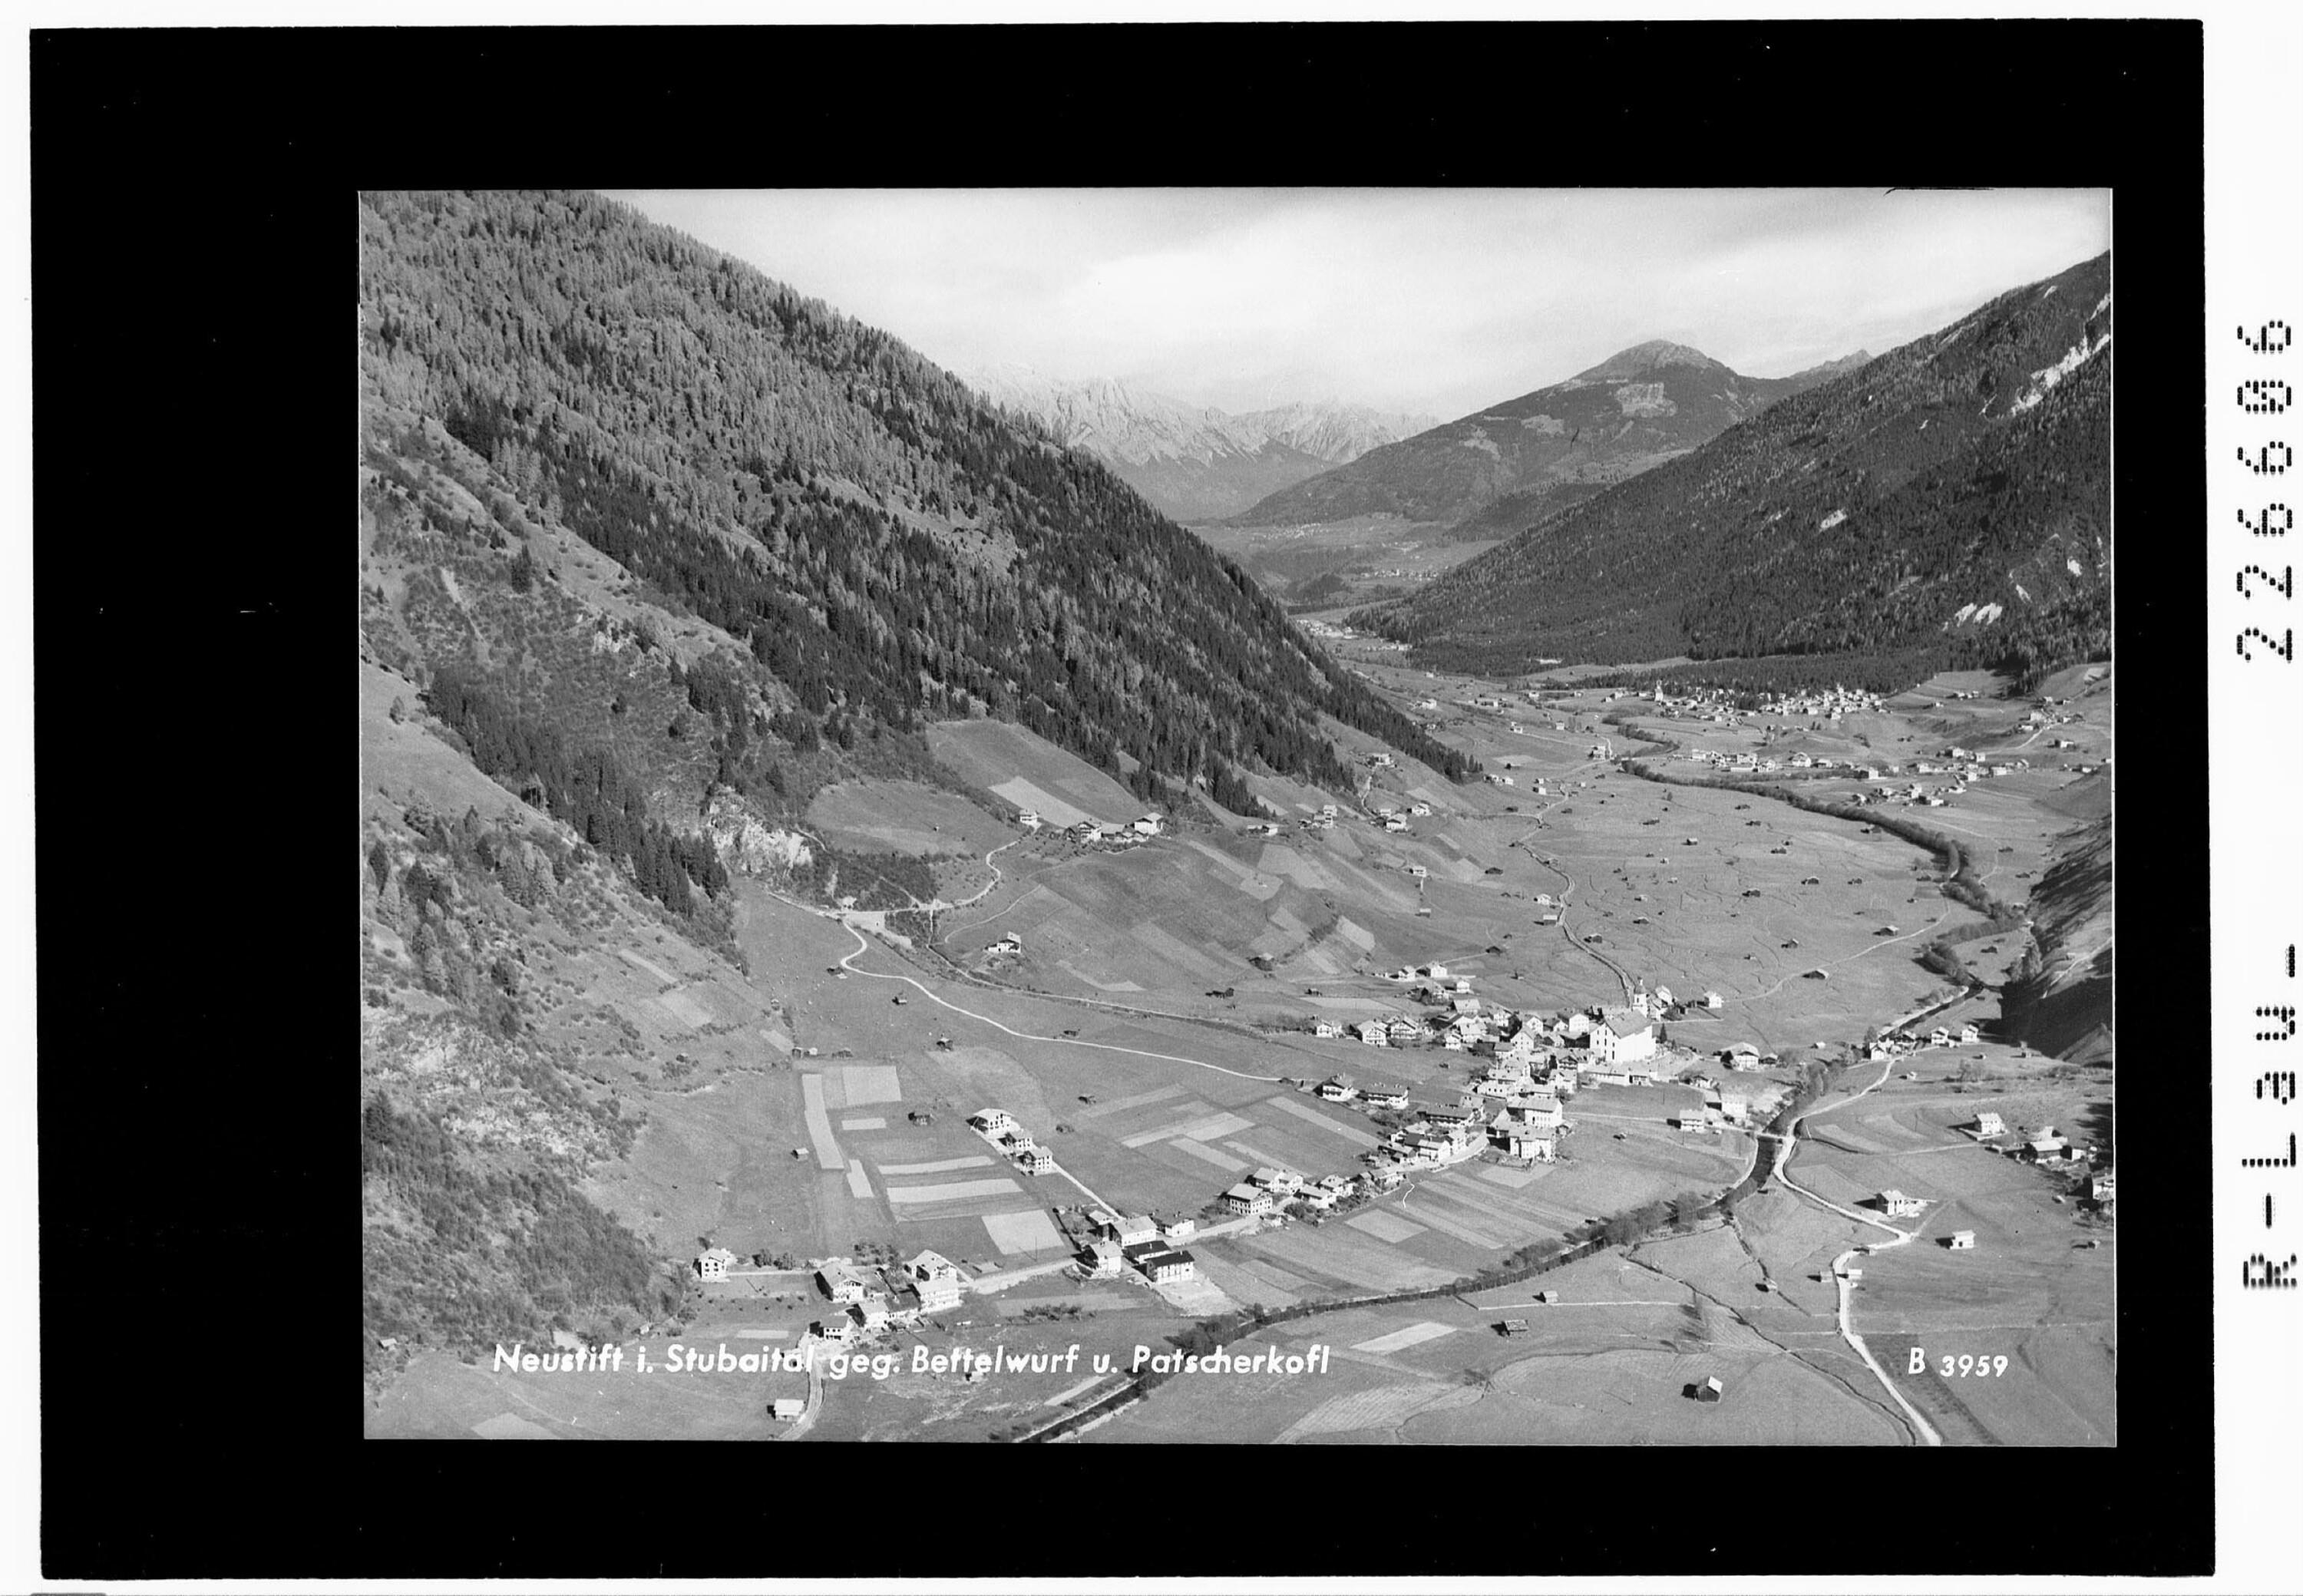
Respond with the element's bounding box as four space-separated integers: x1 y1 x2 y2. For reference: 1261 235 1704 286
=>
357 185 2116 1449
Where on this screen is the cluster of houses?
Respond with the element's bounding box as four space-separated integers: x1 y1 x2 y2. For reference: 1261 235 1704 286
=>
1072 1210 1198 1285
1313 971 1691 1084
1219 1163 1364 1217
1055 811 1165 847
968 1107 1056 1177
1964 1113 2114 1210
798 1250 970 1347
1865 1023 1981 1061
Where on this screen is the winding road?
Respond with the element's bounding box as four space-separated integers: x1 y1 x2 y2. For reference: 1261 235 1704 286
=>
1766 1058 1944 1446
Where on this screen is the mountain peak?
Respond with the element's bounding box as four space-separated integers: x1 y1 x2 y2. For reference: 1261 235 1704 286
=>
1574 339 1726 381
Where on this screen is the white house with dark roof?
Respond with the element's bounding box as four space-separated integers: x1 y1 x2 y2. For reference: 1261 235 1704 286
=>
695 1247 740 1282
1138 1251 1196 1284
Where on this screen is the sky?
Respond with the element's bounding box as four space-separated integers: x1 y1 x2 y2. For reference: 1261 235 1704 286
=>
605 188 2110 421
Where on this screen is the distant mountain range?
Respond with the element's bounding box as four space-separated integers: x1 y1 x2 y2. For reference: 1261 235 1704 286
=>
965 364 1438 522
1353 252 2111 686
1232 341 1869 530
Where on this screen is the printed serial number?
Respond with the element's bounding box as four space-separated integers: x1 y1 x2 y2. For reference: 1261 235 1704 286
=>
1908 1349 2009 1376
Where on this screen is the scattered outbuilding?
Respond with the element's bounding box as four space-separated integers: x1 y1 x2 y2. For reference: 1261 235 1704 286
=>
1947 1231 1978 1251
1691 1376 1724 1403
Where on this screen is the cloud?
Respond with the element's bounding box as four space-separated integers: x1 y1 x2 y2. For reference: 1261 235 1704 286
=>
606 187 2108 419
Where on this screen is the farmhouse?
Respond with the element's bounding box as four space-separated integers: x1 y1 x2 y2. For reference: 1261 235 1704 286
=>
1512 1091 1565 1130
1960 1023 1981 1044
907 1251 966 1311
695 1246 739 1282
1388 1018 1424 1044
1016 1145 1055 1176
1973 1112 2005 1138
1319 1075 1360 1102
1313 1020 1344 1039
816 1259 871 1305
970 1109 1019 1135
772 1397 808 1420
1078 1239 1125 1277
1102 1214 1161 1247
1490 1116 1558 1162
1223 1184 1277 1217
1363 1085 1409 1110
1130 1249 1194 1283
1877 1190 1927 1218
2092 1171 2116 1204
1251 1168 1305 1197
2021 1135 2070 1162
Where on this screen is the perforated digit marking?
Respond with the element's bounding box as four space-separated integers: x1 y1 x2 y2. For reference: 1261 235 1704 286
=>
2240 564 2294 598
2242 1133 2298 1169
2241 380 2294 414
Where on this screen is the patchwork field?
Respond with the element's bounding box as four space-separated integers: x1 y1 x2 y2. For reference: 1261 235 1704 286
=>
378 635 2106 1447
927 719 1142 826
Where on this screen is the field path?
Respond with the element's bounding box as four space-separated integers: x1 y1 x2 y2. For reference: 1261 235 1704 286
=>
1769 1059 1944 1447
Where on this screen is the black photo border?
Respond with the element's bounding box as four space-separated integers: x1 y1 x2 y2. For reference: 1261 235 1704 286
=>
31 16 2202 1582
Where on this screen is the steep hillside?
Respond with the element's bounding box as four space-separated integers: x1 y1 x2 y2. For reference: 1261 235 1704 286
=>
2000 813 2113 1063
1355 253 2110 686
1232 341 1863 529
967 364 1435 522
359 190 1473 804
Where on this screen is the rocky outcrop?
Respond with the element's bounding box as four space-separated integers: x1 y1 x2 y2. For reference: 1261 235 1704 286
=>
702 793 811 877
1999 815 2113 1062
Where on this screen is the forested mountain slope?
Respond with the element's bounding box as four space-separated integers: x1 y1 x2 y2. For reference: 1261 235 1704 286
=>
1232 341 1863 529
358 190 1474 805
1353 253 2110 686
